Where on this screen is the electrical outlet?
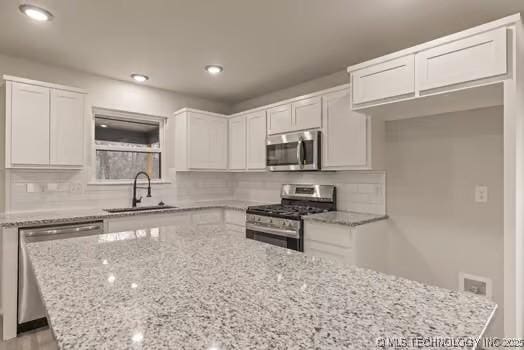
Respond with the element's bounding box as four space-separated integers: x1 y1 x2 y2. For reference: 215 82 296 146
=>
475 185 488 203
459 273 492 299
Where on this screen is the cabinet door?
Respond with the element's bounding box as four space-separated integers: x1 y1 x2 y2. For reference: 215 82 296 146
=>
292 96 321 131
10 82 50 165
267 104 292 135
188 113 211 169
322 89 367 169
207 117 228 169
416 27 507 91
50 89 84 166
228 116 246 170
351 55 415 105
246 111 267 170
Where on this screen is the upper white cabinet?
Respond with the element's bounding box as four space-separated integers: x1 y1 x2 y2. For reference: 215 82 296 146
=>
348 18 512 110
227 110 267 171
228 115 246 170
10 83 50 166
351 55 415 106
4 76 86 169
174 108 228 171
267 104 292 135
322 88 368 169
267 96 322 135
50 89 84 166
416 27 507 92
292 96 322 131
246 111 266 170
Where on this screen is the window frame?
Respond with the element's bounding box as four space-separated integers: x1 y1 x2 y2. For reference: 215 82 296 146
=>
89 107 169 185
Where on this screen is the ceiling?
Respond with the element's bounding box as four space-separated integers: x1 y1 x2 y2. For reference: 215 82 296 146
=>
0 1 523 103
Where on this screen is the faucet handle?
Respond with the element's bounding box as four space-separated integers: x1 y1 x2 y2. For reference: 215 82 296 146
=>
136 196 142 204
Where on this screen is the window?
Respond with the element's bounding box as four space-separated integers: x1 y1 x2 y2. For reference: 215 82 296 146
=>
92 108 166 182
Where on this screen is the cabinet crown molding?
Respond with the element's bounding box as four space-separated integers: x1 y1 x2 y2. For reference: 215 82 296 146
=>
2 75 87 94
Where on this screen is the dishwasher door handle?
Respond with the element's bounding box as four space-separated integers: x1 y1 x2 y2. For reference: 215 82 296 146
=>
21 222 104 242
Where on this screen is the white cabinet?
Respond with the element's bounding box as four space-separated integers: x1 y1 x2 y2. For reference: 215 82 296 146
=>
50 89 84 166
174 109 228 171
416 27 507 92
267 104 292 135
4 76 86 169
10 82 50 166
292 96 322 131
267 97 322 135
322 88 368 169
228 116 247 170
304 219 387 271
351 55 415 106
246 111 266 170
348 19 511 111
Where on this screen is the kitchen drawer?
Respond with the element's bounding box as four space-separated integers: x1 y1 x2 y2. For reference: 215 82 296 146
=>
351 55 415 105
416 27 507 91
304 240 354 264
191 209 223 225
105 213 192 232
224 209 246 226
304 221 353 247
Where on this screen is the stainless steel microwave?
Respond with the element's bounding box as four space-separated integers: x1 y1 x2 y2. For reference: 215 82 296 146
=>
266 130 321 171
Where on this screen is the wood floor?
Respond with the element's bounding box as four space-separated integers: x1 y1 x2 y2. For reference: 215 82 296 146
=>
0 326 57 350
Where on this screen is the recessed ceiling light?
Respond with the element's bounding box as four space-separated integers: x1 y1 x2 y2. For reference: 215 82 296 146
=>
100 124 108 128
19 4 53 22
131 74 149 82
205 65 223 75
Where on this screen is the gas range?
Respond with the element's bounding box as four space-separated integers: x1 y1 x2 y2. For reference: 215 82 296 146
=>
246 184 336 251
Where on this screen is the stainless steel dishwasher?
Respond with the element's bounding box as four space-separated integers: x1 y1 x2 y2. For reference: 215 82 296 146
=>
18 221 104 333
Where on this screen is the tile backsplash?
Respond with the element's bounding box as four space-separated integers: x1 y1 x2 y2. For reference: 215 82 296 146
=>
232 171 386 215
4 169 385 215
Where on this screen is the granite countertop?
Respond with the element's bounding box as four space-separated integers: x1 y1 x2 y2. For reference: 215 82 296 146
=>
303 211 388 226
26 223 496 349
0 200 262 228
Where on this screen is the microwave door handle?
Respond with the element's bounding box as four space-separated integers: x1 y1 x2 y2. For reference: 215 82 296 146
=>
297 137 304 168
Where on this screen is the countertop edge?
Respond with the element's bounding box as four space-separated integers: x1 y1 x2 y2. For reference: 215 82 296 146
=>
0 202 253 228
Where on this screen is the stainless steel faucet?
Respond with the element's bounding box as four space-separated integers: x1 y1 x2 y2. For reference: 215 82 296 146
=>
132 171 152 207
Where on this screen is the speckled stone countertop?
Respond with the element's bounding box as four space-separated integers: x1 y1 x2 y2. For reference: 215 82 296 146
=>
26 223 496 349
303 211 388 226
0 200 262 228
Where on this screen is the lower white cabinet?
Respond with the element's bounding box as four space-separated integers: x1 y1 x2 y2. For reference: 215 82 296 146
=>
4 76 86 169
304 219 387 272
174 108 228 171
224 209 246 234
322 88 369 170
105 209 224 232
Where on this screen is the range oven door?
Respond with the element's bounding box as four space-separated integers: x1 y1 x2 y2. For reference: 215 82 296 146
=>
245 226 302 252
266 130 320 171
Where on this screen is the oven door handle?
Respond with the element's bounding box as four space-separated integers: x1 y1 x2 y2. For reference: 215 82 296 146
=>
246 223 299 239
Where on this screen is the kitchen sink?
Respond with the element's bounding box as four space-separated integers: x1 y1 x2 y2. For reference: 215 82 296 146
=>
103 205 177 213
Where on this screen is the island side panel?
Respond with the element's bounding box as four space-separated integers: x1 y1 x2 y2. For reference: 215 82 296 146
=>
2 226 17 340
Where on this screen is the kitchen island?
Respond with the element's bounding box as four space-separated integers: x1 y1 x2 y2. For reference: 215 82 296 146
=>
26 223 496 349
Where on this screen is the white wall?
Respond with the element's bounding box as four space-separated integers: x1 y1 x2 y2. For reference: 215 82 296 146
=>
0 53 232 212
231 70 348 113
384 106 504 337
